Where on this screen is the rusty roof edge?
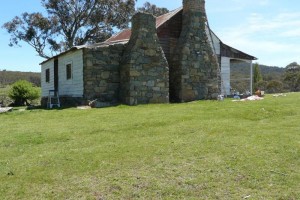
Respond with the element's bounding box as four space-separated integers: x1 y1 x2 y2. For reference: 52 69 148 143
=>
40 40 129 65
220 42 257 60
105 29 131 43
39 46 81 65
156 7 183 28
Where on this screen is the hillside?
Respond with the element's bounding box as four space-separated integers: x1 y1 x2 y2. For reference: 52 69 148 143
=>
230 63 285 92
259 65 285 80
0 70 41 87
231 63 285 81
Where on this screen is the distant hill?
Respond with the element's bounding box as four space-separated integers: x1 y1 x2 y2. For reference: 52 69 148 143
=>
231 63 285 80
0 70 41 87
230 62 285 92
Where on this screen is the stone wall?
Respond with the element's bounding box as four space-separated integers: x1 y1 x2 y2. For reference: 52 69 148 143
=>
83 44 125 103
171 0 219 102
120 12 169 105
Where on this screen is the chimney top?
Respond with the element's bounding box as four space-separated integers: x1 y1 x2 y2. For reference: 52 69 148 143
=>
183 0 205 13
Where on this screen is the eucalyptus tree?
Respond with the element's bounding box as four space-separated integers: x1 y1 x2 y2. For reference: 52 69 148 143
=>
3 0 136 59
283 62 300 92
137 1 169 17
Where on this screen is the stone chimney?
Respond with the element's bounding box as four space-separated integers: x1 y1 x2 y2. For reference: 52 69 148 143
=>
120 12 169 105
170 0 219 102
183 0 205 13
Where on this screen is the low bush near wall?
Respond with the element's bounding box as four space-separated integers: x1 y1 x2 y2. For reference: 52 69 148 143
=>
8 80 40 106
0 86 13 107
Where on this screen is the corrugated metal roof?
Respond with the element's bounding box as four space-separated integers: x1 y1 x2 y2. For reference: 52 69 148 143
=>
105 7 183 43
221 42 257 60
156 7 183 28
105 29 131 43
40 40 128 65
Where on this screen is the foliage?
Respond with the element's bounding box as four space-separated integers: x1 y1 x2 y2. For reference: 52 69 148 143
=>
283 62 300 92
253 63 263 88
285 62 299 70
137 1 169 17
266 80 283 93
254 80 268 91
0 70 40 87
0 86 13 107
2 0 136 58
0 93 300 199
284 73 300 92
8 80 40 106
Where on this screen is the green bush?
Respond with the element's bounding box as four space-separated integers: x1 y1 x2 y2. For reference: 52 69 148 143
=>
8 80 40 106
266 80 283 93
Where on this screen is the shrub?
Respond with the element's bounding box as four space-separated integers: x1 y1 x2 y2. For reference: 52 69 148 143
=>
8 80 40 106
266 80 283 94
254 80 268 91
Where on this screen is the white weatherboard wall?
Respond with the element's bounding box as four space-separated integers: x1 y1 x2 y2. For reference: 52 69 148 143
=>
41 59 54 97
206 27 220 55
221 57 231 95
58 50 84 97
206 27 229 95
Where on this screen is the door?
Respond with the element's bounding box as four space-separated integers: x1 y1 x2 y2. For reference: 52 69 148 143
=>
54 58 58 91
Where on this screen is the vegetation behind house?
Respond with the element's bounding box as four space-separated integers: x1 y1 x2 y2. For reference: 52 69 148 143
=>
0 70 40 87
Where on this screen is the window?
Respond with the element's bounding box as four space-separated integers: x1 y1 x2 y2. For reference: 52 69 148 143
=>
45 69 50 83
66 63 72 80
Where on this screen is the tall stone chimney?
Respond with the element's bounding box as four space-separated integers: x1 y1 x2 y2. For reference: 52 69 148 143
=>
170 0 219 102
120 12 169 105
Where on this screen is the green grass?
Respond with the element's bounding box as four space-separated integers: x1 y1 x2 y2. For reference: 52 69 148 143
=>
0 93 299 199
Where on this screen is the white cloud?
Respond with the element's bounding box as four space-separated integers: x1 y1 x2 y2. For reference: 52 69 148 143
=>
214 11 300 66
258 0 270 6
208 0 270 13
230 0 270 8
281 28 300 37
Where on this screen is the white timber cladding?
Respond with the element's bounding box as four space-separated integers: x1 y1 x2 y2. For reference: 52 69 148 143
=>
205 26 220 55
41 59 54 97
58 50 84 97
221 57 231 95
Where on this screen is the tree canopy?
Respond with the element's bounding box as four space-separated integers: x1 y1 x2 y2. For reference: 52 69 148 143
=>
3 0 136 59
137 2 169 17
284 62 300 92
253 63 263 90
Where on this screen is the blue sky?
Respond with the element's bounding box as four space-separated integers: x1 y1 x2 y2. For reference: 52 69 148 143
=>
0 0 299 72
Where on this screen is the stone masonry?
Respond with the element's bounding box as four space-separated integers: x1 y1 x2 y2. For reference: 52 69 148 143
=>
171 0 219 102
120 13 169 105
83 44 124 103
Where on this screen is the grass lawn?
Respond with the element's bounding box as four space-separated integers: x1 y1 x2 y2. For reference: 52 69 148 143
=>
0 93 299 199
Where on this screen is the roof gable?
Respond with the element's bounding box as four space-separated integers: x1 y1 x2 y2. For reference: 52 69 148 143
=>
105 8 256 60
42 6 257 65
105 7 183 43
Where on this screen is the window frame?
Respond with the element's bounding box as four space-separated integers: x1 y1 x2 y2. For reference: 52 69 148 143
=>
66 62 73 80
45 68 50 83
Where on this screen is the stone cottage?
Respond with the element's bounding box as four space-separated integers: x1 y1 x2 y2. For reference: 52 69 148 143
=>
40 0 257 107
